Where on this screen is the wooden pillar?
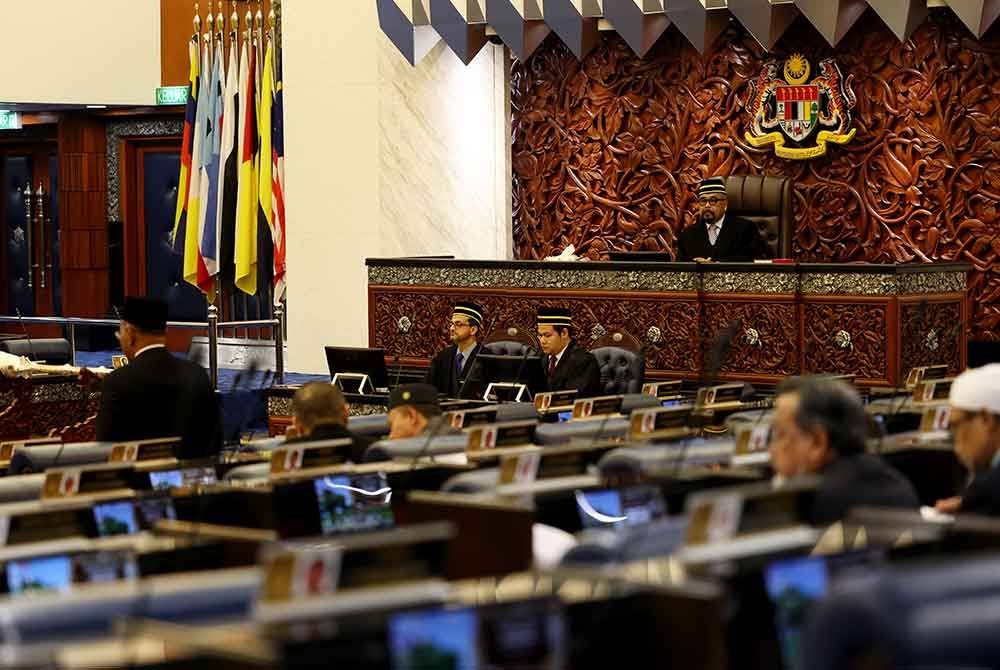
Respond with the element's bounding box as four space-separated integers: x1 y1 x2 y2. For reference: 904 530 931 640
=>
58 115 109 318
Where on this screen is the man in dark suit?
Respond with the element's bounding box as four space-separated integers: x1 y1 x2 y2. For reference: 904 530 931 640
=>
285 382 373 463
934 364 1000 515
424 301 484 399
96 297 221 460
676 176 772 262
536 307 602 398
770 376 919 525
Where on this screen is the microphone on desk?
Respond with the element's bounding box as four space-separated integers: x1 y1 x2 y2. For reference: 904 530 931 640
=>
392 316 413 391
14 308 36 361
454 314 496 401
876 298 929 455
505 342 535 404
670 321 737 477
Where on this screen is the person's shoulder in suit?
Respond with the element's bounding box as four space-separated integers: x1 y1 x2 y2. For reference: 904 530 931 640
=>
961 466 1000 516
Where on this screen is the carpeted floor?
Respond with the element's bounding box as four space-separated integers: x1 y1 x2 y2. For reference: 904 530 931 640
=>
75 350 328 436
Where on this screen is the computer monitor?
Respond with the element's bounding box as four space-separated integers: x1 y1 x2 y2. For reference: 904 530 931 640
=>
475 354 547 400
388 599 566 670
324 346 389 392
92 500 140 537
148 466 217 490
764 552 879 670
576 485 667 531
313 472 394 536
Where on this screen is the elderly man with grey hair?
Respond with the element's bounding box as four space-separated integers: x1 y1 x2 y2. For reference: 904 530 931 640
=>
770 376 919 525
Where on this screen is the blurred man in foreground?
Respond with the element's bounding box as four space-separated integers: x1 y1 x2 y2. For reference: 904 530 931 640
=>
935 364 1000 515
286 382 373 463
770 376 919 525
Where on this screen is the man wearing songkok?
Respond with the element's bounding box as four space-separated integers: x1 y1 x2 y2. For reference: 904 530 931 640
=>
770 376 918 525
935 364 1000 515
676 176 772 262
424 301 484 399
286 382 373 463
96 296 221 459
387 382 460 440
536 307 602 398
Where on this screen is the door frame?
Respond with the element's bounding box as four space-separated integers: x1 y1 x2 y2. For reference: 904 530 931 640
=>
119 136 182 298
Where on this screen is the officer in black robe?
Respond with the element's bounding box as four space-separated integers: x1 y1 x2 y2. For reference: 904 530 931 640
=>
423 301 484 399
536 307 602 398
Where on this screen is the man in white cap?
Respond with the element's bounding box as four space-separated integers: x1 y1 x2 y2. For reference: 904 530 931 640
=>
935 364 1000 515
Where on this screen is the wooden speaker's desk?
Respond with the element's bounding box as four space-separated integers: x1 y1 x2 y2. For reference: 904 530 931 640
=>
367 258 970 387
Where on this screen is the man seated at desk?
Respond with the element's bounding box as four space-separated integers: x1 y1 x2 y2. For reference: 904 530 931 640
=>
387 383 461 440
424 301 484 399
935 364 1000 515
96 296 221 460
676 176 772 262
285 382 372 463
770 376 919 525
537 307 602 398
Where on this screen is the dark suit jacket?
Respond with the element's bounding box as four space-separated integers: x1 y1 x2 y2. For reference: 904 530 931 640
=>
809 453 920 526
285 422 374 465
959 465 1000 516
95 347 221 460
676 215 772 262
424 343 482 399
546 342 602 398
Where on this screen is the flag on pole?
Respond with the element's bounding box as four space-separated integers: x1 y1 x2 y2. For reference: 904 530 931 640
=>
235 37 259 295
183 39 211 290
216 34 240 288
257 36 274 297
171 38 199 245
198 39 225 298
271 53 286 301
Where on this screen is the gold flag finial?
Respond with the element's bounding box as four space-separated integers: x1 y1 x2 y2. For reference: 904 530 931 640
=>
255 6 263 31
205 1 214 37
193 2 201 36
230 1 238 38
216 1 224 37
245 8 253 41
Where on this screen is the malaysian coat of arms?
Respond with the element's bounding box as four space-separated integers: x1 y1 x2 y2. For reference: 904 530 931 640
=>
745 55 857 160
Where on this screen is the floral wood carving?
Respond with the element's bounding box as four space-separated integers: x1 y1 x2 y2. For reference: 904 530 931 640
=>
702 301 799 377
899 300 963 375
802 303 888 380
511 13 998 339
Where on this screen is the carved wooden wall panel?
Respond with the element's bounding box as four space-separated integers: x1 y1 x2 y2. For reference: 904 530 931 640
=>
899 299 964 375
702 299 799 378
802 302 889 381
370 288 702 376
511 13 1000 339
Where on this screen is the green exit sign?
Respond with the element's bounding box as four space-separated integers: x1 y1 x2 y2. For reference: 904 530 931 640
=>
155 86 188 106
0 111 22 130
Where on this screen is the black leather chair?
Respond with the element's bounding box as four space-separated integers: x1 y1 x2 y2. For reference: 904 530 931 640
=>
0 337 72 364
589 331 645 395
724 175 794 258
481 326 539 357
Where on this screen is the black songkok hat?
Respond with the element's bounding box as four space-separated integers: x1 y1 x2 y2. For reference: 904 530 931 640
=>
121 297 168 333
453 301 484 326
389 383 440 411
537 307 573 328
698 176 727 198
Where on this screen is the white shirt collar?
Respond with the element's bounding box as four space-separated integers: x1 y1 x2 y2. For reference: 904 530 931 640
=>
705 214 725 230
133 344 167 359
552 343 570 366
